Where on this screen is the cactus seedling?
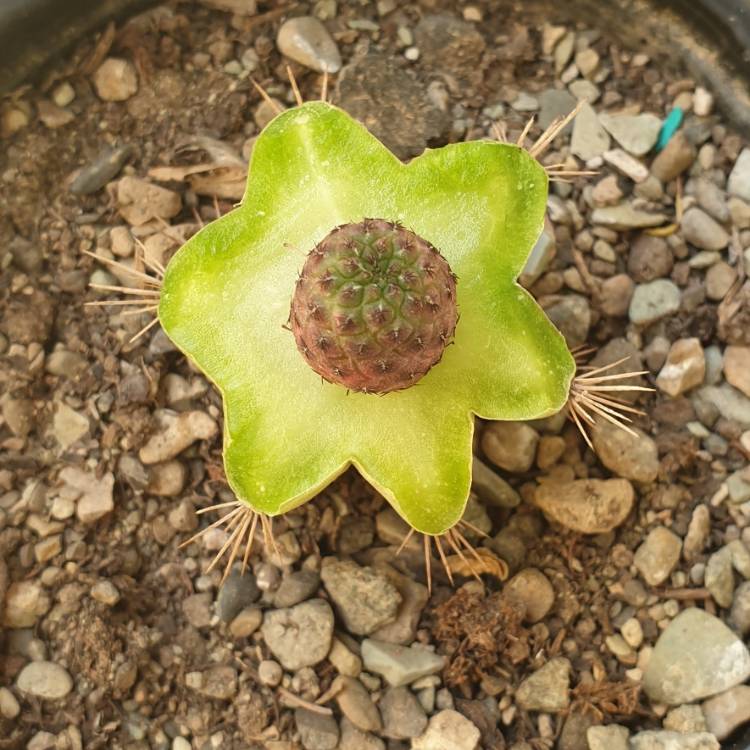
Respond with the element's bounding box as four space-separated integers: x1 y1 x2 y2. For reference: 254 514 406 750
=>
89 74 648 587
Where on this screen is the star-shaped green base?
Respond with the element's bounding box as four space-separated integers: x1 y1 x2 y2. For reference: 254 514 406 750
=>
159 102 574 535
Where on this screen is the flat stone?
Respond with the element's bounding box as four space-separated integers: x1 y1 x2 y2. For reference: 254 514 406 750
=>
570 102 610 161
16 661 73 700
52 403 89 449
481 422 539 473
295 707 339 750
93 58 138 101
592 204 667 230
591 422 659 483
683 505 711 561
533 479 634 534
643 608 750 704
705 546 735 607
688 177 730 223
728 148 750 202
515 657 570 712
139 410 218 464
651 132 696 182
361 639 445 687
274 569 320 608
380 686 427 739
538 89 577 133
334 676 382 733
229 607 263 638
471 456 520 509
680 208 729 250
702 685 750 740
276 16 341 73
261 599 334 671
543 294 591 348
630 731 718 750
196 665 237 700
634 526 682 586
698 384 750 428
412 709 481 750
724 346 750 398
58 466 115 525
629 280 681 325
706 261 737 301
217 569 260 622
320 560 401 636
603 149 650 183
69 145 134 195
371 564 428 645
339 718 384 750
656 338 705 396
731 581 750 634
116 176 181 226
587 724 629 750
599 112 661 156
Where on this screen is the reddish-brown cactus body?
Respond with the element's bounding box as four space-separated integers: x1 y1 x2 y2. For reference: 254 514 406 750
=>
289 219 459 394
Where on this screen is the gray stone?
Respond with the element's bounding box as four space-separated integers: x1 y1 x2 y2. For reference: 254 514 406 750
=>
520 226 556 287
604 149 650 183
515 657 570 712
697 385 750 428
591 422 659 483
339 718 385 750
16 661 73 700
412 709 481 750
217 570 260 622
471 456 520 509
380 686 427 739
570 102 610 161
728 148 750 202
320 560 400 635
629 280 681 325
371 564 428 645
599 112 661 156
538 89 577 132
274 569 320 608
688 178 730 223
543 294 591 348
533 479 634 534
643 608 750 704
70 145 134 195
628 234 672 282
261 599 334 671
361 639 445 687
481 422 539 473
683 505 711 561
634 527 682 586
702 685 750 740
705 546 735 607
276 17 341 73
586 724 629 750
630 731 718 750
294 707 339 750
592 204 668 230
680 208 729 250
731 581 750 634
569 79 600 103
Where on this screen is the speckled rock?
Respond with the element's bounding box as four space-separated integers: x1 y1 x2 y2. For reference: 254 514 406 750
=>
643 608 750 704
533 479 634 534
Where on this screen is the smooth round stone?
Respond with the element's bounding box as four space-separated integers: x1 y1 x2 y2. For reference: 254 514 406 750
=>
276 16 341 73
504 568 555 623
16 661 73 700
